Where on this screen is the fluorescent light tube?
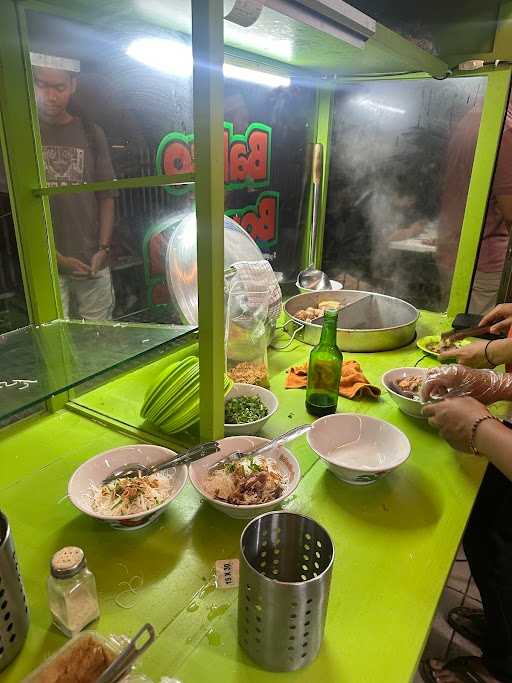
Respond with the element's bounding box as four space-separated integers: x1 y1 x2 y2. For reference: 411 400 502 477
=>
223 63 291 87
126 37 291 87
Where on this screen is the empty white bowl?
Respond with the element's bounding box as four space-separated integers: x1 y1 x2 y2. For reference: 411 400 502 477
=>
68 445 188 529
307 413 411 485
224 383 279 436
188 436 301 519
381 367 428 419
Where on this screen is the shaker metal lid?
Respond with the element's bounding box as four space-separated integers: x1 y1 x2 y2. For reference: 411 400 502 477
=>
51 546 85 578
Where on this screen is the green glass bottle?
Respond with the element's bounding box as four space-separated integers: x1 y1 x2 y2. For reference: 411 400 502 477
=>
305 308 343 417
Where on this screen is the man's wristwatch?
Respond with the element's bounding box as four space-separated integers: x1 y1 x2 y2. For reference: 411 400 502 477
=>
99 244 111 254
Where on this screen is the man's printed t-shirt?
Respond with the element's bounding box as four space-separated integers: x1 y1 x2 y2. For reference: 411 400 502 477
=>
40 117 116 264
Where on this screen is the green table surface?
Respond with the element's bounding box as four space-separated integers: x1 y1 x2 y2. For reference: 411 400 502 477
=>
0 310 488 682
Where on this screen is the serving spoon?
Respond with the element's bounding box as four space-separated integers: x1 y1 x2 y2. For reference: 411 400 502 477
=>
208 424 311 473
96 623 155 683
102 441 220 485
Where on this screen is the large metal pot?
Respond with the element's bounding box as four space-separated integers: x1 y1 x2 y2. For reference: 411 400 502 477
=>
284 290 419 352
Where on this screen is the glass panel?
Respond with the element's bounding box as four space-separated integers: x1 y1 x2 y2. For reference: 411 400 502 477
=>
47 185 194 324
223 78 316 281
468 94 512 316
26 9 193 185
0 320 193 421
323 76 486 311
0 144 29 333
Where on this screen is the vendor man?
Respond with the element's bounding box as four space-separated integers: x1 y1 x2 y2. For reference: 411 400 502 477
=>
31 52 116 320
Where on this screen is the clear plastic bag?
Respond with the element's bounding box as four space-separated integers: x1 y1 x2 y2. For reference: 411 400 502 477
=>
225 284 270 388
421 364 512 404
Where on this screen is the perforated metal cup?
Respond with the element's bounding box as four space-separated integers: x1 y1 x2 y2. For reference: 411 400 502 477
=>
0 512 29 671
238 511 334 672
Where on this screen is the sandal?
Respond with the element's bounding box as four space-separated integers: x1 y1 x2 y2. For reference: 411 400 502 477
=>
420 656 489 682
447 606 486 650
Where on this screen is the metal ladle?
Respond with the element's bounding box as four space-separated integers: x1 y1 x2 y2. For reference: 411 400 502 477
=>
297 143 332 292
102 441 220 485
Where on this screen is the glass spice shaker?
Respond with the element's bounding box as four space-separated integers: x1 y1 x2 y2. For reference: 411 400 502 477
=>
47 546 100 637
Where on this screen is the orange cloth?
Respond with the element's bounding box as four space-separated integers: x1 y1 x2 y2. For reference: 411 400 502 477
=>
285 360 381 400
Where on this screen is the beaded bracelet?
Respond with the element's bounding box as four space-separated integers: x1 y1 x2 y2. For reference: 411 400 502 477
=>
469 414 497 455
484 340 496 368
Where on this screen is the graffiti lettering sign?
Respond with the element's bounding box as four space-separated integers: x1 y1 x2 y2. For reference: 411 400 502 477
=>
156 121 278 248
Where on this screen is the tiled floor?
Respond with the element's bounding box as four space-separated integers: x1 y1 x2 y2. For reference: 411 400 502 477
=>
413 547 482 682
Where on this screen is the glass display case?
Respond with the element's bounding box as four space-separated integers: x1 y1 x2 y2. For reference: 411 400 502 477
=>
0 0 509 433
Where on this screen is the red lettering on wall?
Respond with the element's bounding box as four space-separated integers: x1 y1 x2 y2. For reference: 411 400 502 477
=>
162 140 194 176
229 142 249 183
247 130 268 182
230 193 278 246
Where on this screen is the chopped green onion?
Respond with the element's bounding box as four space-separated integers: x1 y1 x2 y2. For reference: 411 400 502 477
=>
224 396 269 424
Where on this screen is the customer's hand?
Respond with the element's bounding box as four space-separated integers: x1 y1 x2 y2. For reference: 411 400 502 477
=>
439 340 493 368
422 396 491 453
421 364 512 404
90 249 108 276
480 303 512 335
59 255 91 278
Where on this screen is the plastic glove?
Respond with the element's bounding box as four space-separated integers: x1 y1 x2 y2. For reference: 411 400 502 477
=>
420 364 512 404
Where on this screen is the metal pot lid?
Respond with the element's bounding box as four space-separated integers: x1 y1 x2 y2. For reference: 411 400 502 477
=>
166 212 264 325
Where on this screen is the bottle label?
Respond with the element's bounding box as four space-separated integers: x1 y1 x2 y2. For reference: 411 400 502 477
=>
310 360 340 390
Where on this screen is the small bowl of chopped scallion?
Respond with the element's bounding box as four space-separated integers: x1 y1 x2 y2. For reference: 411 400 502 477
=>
224 383 278 436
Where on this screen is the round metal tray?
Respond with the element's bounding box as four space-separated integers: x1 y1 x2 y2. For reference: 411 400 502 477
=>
284 290 419 352
166 212 264 325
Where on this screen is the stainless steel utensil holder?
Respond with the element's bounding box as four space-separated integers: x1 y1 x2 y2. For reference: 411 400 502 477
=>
0 511 29 671
238 511 334 672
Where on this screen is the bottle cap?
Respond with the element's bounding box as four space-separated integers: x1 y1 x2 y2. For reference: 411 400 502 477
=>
51 546 86 579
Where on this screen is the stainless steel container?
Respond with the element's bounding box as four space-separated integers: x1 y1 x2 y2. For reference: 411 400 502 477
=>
238 511 334 672
284 290 419 352
0 511 29 671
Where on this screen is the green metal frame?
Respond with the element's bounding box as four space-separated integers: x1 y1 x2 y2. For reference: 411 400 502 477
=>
192 0 225 441
301 87 334 271
0 2 60 324
448 66 512 315
34 174 195 197
313 87 334 270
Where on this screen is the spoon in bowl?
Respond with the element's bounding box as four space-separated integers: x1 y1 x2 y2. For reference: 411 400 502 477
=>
102 441 220 485
208 424 311 473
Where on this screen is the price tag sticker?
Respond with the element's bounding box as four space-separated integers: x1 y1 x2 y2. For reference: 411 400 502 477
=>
224 0 263 27
215 559 239 589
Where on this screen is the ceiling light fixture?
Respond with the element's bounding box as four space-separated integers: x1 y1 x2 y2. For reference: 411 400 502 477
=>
265 0 375 49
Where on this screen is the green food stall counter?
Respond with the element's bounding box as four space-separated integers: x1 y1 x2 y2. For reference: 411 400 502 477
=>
0 311 488 682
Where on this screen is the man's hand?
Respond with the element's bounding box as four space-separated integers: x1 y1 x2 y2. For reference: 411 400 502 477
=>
90 249 108 276
422 397 491 453
58 255 91 278
480 303 512 335
439 340 492 368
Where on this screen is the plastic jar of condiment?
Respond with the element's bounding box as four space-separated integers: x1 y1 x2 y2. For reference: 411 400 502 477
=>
47 546 100 637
